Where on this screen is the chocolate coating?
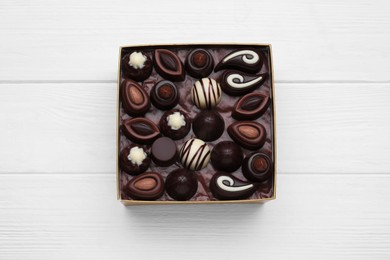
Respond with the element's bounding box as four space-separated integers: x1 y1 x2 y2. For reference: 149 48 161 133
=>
151 137 178 167
154 49 185 81
119 144 151 176
160 109 191 140
121 79 150 117
227 121 266 150
122 118 160 144
150 80 180 110
242 153 273 182
232 92 271 120
122 51 153 82
220 70 268 96
210 172 259 200
211 141 243 172
214 49 263 74
192 110 224 142
125 172 164 200
165 168 198 201
185 48 214 78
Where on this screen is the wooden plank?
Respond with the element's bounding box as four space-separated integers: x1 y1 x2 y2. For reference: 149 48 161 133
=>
0 0 389 81
0 173 389 259
0 82 389 174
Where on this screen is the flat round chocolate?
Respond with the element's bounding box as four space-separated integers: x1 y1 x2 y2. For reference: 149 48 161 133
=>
165 168 198 201
211 141 243 172
192 110 224 142
160 109 191 140
151 137 178 167
150 80 180 110
122 51 153 82
242 153 272 182
119 144 151 176
185 49 214 78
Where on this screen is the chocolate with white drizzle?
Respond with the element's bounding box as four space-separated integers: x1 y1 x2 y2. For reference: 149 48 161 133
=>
214 49 263 73
191 78 222 109
179 138 210 171
220 70 268 96
209 172 260 200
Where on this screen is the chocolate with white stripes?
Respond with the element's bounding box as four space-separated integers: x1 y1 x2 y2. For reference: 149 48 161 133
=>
179 138 211 171
191 78 222 109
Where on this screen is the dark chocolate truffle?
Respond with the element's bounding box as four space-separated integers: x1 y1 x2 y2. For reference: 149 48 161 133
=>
154 49 185 81
192 110 224 142
121 79 150 117
242 153 272 182
124 172 164 200
165 168 198 201
209 172 259 200
160 109 191 140
227 121 266 150
219 70 267 96
211 141 243 172
119 144 151 176
150 80 180 110
122 51 153 82
214 49 263 74
185 48 214 78
151 137 178 167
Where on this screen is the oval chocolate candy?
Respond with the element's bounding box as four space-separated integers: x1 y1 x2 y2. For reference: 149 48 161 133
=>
232 93 270 120
125 172 165 200
154 49 185 82
214 49 263 74
121 79 151 117
209 172 259 200
227 121 266 150
219 70 267 96
122 117 160 144
242 153 273 182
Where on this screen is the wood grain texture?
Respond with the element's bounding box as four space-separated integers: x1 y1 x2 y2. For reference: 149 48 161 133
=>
0 173 389 260
0 82 389 174
0 0 389 81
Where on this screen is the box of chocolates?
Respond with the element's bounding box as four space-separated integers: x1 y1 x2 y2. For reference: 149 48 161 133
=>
116 44 276 205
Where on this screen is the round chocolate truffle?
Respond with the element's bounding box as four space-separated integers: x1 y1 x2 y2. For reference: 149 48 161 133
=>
150 80 180 110
185 49 214 78
122 51 153 82
211 141 243 172
192 110 224 142
119 144 151 175
160 109 191 140
165 168 198 201
191 78 222 109
242 153 272 182
179 138 210 171
151 137 178 167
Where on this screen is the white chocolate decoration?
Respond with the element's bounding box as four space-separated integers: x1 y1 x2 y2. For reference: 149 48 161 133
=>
167 112 186 130
127 146 147 166
191 78 222 109
179 138 210 171
216 176 254 192
129 52 147 69
223 50 259 64
226 74 263 89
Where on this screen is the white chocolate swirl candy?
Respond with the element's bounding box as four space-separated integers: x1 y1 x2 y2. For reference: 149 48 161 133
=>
220 70 267 96
179 138 210 171
191 78 222 109
214 49 263 73
216 175 254 192
223 50 259 65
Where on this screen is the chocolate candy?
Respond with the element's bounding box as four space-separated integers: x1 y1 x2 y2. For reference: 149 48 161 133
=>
191 78 222 109
185 48 214 78
122 118 160 144
192 110 224 142
210 172 259 200
242 153 272 182
220 70 267 96
121 79 150 117
125 172 164 200
154 49 185 81
214 49 263 74
151 137 178 167
232 93 271 120
211 141 243 172
159 109 191 140
179 138 210 170
119 144 151 175
122 51 153 82
150 80 180 110
165 168 198 201
227 121 266 150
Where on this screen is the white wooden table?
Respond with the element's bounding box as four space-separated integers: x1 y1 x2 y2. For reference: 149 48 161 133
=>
1 1 390 259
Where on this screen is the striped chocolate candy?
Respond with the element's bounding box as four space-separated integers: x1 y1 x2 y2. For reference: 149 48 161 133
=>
179 138 211 171
191 78 222 109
